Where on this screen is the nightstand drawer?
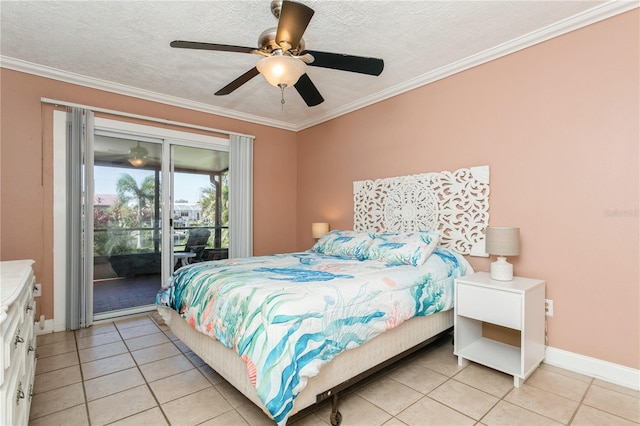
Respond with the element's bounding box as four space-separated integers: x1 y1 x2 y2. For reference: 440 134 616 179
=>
457 284 522 329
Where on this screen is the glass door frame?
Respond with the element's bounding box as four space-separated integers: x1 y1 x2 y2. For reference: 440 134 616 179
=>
91 131 164 321
162 138 229 279
90 119 228 321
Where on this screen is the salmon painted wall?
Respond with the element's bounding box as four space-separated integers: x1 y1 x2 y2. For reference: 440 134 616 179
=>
0 69 298 320
296 11 639 369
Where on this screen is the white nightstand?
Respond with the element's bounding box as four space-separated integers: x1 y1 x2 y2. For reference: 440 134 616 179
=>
454 271 545 387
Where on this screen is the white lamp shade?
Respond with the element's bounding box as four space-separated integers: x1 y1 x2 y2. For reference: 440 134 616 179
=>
311 222 329 239
256 55 307 88
485 227 520 256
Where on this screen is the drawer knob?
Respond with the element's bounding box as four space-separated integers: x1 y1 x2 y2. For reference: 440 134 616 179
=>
16 382 25 404
14 333 24 347
28 345 35 355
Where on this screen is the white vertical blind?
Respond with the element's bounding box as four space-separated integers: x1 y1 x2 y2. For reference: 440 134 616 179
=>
228 135 254 258
66 107 94 330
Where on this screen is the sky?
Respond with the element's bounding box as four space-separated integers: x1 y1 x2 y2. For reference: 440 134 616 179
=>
94 166 211 204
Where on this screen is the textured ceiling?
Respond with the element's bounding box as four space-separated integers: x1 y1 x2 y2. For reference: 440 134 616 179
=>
1 1 634 131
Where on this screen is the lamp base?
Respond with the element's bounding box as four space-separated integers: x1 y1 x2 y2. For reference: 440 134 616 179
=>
491 256 513 281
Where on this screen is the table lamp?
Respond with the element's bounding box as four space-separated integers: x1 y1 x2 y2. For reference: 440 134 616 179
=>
311 222 329 239
485 227 520 281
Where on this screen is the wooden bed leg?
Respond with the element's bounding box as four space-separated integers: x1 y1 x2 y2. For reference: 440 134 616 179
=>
329 393 342 426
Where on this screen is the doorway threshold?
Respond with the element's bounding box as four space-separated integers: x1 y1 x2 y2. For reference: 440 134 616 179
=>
94 304 156 322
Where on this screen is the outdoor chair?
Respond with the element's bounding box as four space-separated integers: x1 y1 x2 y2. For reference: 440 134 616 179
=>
184 228 211 263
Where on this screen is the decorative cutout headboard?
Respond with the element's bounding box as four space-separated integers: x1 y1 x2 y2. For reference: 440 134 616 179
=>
353 166 490 256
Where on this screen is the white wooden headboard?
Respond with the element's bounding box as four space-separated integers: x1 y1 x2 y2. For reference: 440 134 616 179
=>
353 166 490 256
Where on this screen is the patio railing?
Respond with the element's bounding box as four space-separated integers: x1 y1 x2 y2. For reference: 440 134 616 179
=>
94 226 228 279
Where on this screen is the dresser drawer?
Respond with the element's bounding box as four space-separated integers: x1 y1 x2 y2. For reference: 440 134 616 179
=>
457 283 522 330
1 259 36 426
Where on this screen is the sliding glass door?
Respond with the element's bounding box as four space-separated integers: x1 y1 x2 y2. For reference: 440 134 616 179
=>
92 134 163 319
91 132 229 320
169 145 229 273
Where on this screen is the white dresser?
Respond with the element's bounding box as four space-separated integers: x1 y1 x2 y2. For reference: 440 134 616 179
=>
1 260 37 426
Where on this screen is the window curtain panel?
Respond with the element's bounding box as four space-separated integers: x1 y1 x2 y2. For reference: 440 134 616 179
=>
228 134 254 258
66 107 94 330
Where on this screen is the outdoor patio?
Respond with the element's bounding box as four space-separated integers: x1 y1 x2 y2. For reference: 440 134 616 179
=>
92 248 228 315
93 274 161 314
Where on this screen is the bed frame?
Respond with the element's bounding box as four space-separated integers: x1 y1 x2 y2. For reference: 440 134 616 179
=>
159 165 490 425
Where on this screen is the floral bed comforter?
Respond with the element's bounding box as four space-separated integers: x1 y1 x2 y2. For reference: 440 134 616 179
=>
156 248 471 425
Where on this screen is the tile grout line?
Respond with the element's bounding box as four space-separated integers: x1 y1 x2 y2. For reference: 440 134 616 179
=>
154 316 224 424
59 319 161 425
73 328 94 426
110 317 173 426
388 357 577 426
465 373 569 425
29 332 86 423
152 314 261 426
573 378 640 424
566 377 595 426
75 318 167 425
101 315 223 425
158 314 255 425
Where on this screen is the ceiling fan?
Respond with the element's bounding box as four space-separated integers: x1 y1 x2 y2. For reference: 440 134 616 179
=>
94 140 160 168
170 0 384 107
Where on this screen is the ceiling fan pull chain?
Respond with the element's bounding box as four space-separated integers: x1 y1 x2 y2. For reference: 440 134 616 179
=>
279 83 286 111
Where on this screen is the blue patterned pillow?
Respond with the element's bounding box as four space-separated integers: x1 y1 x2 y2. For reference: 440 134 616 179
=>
311 230 375 259
365 231 440 266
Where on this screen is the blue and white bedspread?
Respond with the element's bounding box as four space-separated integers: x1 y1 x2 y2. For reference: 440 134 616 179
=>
156 248 472 424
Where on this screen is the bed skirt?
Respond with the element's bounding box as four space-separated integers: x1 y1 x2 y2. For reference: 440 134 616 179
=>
158 306 453 422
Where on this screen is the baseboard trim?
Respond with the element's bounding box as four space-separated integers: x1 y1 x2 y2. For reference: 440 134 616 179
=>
32 318 638 390
545 346 639 391
35 319 56 335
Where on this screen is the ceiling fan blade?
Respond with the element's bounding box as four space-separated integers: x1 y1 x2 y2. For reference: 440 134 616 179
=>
215 67 260 96
294 73 324 107
170 40 255 54
276 1 314 52
304 50 384 76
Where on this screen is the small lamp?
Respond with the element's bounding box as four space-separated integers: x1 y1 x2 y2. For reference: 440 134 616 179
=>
485 227 520 281
311 222 329 239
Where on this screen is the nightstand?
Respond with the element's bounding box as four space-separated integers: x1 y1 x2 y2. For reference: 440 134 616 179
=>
454 271 545 387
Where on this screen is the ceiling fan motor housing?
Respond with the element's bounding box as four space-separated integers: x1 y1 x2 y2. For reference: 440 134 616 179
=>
258 28 305 55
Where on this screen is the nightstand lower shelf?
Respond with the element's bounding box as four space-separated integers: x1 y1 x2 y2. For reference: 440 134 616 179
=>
456 337 521 377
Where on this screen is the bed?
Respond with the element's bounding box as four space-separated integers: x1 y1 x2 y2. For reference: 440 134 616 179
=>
156 165 490 425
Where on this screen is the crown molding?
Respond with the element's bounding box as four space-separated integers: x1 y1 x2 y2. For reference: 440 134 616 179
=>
2 1 636 133
0 56 298 132
296 1 639 131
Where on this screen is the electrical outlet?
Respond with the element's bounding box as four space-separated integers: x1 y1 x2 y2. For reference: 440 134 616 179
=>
545 299 553 317
34 283 42 297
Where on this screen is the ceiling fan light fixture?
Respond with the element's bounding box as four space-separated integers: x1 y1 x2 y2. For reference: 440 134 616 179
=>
256 55 306 88
128 142 148 167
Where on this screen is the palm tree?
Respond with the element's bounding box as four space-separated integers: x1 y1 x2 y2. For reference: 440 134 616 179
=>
116 173 157 248
198 174 229 248
116 174 156 225
199 184 217 224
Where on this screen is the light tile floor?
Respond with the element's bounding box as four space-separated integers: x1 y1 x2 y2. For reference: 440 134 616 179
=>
30 313 640 426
